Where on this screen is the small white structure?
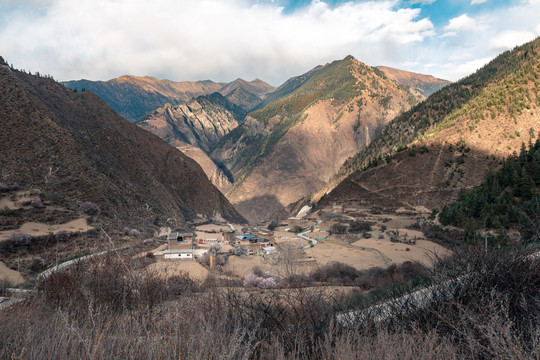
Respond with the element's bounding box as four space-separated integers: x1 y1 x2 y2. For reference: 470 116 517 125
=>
163 248 194 259
165 251 193 259
261 245 276 254
193 249 208 257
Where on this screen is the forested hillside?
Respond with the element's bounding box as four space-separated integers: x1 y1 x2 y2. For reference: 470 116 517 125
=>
440 139 540 242
338 38 540 178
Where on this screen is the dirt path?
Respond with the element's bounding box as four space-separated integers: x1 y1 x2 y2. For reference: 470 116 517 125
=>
0 218 93 241
0 261 25 285
325 238 393 268
429 146 444 186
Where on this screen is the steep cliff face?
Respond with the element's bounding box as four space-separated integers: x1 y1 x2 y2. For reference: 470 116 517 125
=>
212 56 432 222
138 93 241 153
136 93 241 191
0 61 245 227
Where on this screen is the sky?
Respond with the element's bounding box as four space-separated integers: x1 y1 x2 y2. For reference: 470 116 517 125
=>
0 0 539 86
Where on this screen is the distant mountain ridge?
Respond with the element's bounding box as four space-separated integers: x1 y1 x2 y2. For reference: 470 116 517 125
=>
62 76 275 122
377 66 450 98
219 78 276 113
1 59 245 227
62 76 223 122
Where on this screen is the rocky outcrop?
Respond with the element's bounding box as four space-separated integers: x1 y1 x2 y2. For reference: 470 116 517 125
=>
138 93 241 153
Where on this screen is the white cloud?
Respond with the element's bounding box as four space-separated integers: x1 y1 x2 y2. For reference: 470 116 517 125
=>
441 31 457 38
444 14 477 32
449 53 473 61
489 30 536 51
438 56 493 81
0 0 434 85
471 0 488 4
1 0 539 85
408 0 436 4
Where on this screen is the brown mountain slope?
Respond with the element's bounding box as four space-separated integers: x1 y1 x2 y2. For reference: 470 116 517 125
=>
175 143 233 192
310 38 540 215
317 144 495 214
213 56 422 222
0 58 245 228
377 66 451 98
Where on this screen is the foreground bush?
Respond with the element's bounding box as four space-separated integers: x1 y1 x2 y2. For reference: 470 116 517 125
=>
0 247 539 359
77 201 100 215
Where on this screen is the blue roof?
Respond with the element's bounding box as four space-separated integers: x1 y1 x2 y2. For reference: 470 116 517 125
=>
235 234 259 240
258 238 269 243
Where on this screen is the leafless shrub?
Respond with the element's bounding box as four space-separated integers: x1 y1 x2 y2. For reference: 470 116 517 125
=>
30 197 43 208
209 243 222 253
198 253 228 269
10 232 32 246
229 244 248 256
54 230 70 242
28 257 46 272
267 220 278 231
348 220 373 233
285 273 313 287
77 201 100 215
330 223 348 234
1 245 538 359
127 229 141 237
312 261 361 285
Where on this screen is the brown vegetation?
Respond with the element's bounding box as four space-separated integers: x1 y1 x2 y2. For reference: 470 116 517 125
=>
0 244 538 359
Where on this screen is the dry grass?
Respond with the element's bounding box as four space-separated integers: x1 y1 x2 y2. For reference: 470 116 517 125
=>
0 245 538 359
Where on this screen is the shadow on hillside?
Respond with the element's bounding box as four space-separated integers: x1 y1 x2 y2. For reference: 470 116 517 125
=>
234 195 284 224
320 144 504 212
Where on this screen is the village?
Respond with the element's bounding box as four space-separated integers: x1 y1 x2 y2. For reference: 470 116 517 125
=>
0 183 451 288
146 203 450 281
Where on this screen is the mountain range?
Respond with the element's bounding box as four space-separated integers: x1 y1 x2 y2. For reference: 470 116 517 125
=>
63 57 449 222
3 36 537 229
63 76 275 122
65 57 450 222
